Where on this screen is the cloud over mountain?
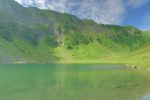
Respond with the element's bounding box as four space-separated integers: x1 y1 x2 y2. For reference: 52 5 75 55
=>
14 0 150 25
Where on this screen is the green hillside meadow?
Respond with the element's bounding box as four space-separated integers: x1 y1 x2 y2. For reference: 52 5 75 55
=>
0 0 150 68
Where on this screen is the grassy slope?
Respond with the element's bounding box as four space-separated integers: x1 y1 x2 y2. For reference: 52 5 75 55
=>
0 38 58 63
55 42 150 68
118 31 150 67
0 0 150 67
1 30 148 67
54 31 150 68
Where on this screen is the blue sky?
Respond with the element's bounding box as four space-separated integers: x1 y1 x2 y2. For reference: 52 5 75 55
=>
15 0 150 30
123 2 150 30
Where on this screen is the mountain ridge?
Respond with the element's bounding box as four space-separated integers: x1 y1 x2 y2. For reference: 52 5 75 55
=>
0 0 150 67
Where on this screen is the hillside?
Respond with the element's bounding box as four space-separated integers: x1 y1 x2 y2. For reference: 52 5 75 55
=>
0 0 150 66
118 31 150 68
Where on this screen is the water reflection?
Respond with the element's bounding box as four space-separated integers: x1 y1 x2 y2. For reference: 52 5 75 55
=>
0 64 150 100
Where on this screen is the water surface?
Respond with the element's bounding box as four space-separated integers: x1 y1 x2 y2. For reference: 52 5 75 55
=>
0 64 150 100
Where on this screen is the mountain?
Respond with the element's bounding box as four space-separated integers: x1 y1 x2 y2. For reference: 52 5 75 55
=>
0 0 149 66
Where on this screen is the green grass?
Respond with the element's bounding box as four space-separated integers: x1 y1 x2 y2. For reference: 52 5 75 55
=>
53 31 150 68
0 37 58 63
1 0 150 68
119 44 150 67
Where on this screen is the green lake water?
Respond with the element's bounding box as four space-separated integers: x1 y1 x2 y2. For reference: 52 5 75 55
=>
0 64 150 100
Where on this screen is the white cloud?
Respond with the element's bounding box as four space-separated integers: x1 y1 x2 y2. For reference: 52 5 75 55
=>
14 0 149 25
127 0 150 8
14 0 126 25
14 0 47 8
79 0 125 24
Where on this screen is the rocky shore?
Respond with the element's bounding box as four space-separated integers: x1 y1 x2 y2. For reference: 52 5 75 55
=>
126 64 150 71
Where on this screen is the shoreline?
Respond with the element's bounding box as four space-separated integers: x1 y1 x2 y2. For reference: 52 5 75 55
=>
12 60 125 65
125 64 150 71
3 61 149 71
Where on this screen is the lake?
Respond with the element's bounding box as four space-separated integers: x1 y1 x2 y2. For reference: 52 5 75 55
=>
0 64 150 100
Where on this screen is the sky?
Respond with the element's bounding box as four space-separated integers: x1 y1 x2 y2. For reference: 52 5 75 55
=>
14 0 150 30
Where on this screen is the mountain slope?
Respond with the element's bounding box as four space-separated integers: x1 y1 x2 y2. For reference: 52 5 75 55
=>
118 31 150 67
0 0 149 65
